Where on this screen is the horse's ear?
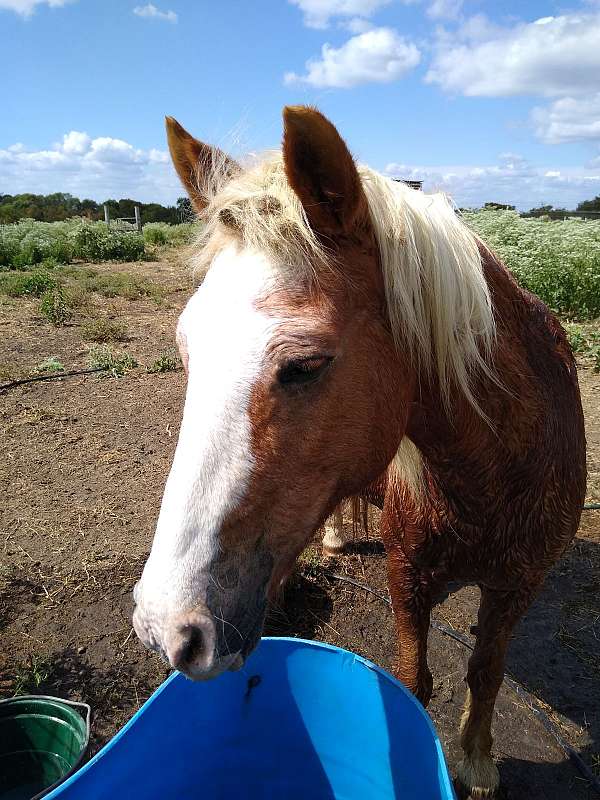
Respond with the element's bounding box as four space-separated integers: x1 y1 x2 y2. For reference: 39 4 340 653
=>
165 116 238 213
282 106 367 235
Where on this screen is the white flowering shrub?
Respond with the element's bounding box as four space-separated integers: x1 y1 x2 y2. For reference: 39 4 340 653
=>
464 210 600 319
0 218 145 268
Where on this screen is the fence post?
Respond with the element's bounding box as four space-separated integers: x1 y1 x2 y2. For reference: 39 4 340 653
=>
103 204 110 227
134 205 142 234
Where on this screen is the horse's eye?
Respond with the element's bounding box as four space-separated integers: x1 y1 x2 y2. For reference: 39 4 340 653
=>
278 356 332 386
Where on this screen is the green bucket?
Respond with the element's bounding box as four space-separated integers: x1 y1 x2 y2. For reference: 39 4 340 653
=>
0 696 90 800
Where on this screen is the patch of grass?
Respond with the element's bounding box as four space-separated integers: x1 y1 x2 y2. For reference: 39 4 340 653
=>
0 269 56 297
298 547 322 579
84 272 163 302
34 356 65 374
63 284 93 310
39 287 72 326
81 318 128 343
13 654 52 696
87 345 138 377
147 350 181 373
55 265 99 279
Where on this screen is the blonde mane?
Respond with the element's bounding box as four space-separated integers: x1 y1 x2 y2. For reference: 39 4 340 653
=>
191 153 495 415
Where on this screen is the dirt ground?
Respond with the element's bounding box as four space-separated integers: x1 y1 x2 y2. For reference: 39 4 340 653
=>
1 255 599 799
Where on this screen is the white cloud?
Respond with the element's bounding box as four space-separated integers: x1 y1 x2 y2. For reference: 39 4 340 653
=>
0 131 181 203
288 0 391 29
0 0 74 17
60 131 91 154
426 12 600 97
385 156 600 210
532 94 600 144
284 27 420 88
427 0 463 20
133 3 177 23
344 16 373 32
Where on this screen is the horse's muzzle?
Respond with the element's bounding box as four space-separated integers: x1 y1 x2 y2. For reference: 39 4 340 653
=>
132 603 243 680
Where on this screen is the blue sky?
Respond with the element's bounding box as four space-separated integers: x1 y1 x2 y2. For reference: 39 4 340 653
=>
2 0 600 209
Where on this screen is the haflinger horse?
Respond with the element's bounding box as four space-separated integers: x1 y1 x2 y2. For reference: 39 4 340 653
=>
133 106 586 797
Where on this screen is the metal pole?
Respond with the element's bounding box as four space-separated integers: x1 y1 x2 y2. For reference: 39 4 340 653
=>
103 204 110 227
134 205 142 234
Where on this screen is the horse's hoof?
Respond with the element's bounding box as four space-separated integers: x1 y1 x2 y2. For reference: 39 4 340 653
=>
322 544 345 557
456 755 500 798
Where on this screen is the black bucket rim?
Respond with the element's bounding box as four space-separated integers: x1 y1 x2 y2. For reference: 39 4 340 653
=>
0 695 91 800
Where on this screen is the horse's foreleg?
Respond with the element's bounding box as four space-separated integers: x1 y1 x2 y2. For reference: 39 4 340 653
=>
322 505 345 555
386 546 434 706
457 580 542 798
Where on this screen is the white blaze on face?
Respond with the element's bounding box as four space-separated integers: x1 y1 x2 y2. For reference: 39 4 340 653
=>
138 244 279 615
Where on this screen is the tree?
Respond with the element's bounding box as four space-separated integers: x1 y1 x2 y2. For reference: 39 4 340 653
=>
576 195 600 212
483 202 516 211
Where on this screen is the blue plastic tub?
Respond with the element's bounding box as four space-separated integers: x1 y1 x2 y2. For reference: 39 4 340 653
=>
45 638 455 799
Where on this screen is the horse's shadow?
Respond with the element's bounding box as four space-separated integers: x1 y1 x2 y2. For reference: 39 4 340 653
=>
265 571 334 642
435 535 600 799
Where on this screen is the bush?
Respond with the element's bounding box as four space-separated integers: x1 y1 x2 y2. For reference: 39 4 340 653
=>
0 218 145 269
39 287 72 325
143 222 195 247
70 222 145 262
143 225 168 246
0 219 73 269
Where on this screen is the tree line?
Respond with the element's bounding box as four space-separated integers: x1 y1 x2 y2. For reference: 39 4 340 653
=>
0 193 194 225
2 191 600 226
482 197 600 216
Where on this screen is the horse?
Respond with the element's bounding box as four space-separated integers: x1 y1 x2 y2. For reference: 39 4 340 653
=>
132 106 586 798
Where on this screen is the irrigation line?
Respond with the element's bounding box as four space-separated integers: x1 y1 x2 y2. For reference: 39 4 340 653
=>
0 367 108 393
326 571 600 797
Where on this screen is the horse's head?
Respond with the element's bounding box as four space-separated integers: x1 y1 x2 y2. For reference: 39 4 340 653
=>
133 107 412 679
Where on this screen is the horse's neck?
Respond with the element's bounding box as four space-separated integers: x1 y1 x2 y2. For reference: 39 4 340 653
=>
404 251 532 484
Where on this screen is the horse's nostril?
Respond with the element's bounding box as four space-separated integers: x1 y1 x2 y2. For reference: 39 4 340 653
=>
181 626 204 666
166 612 216 674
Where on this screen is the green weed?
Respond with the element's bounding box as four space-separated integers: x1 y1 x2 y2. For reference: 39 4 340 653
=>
13 655 52 696
39 287 72 325
147 350 181 373
34 357 65 374
87 345 138 377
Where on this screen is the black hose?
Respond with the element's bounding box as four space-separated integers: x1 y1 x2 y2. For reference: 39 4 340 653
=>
0 367 107 393
326 571 600 797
